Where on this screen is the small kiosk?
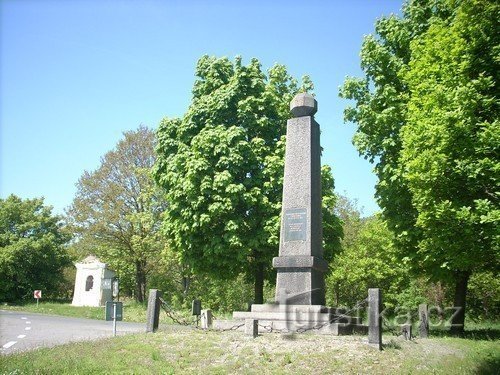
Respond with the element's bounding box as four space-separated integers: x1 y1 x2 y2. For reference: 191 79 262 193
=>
72 255 116 307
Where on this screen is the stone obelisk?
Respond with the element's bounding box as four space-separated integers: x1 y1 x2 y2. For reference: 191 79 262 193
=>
232 94 358 334
273 93 327 305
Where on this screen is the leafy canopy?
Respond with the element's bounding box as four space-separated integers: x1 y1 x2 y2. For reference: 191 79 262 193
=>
154 56 342 292
339 0 499 281
67 126 167 302
401 0 499 277
0 195 71 301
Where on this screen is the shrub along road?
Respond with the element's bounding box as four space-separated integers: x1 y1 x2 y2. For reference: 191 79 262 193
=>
0 310 145 355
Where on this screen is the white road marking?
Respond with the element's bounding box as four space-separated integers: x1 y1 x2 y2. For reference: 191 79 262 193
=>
17 335 26 339
25 327 31 331
2 341 17 349
26 321 31 324
21 317 27 320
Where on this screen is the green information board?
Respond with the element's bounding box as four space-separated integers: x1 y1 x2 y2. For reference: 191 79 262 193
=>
105 301 123 321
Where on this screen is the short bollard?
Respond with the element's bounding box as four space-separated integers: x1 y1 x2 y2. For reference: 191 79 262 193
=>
201 309 213 329
245 319 258 338
401 324 412 340
419 304 429 338
368 288 382 350
146 289 163 333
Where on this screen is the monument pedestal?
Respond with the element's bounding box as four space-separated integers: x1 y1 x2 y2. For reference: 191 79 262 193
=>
273 255 328 305
233 304 363 335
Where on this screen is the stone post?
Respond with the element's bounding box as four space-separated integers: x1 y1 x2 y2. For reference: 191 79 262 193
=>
146 289 163 333
368 288 382 350
401 324 412 340
201 309 213 329
273 93 328 306
245 319 258 338
419 303 429 338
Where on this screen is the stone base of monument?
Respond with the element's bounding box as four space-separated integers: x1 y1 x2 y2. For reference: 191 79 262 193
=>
231 304 365 335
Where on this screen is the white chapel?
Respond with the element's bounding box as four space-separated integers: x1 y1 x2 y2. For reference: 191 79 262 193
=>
72 255 116 307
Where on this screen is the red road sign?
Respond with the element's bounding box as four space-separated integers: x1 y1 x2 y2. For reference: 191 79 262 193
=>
33 290 42 299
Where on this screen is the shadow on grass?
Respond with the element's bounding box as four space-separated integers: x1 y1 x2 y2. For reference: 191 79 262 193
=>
474 354 500 375
429 327 500 341
382 339 402 350
382 320 500 341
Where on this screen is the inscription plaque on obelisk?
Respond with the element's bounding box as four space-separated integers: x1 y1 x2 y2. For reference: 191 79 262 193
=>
283 208 307 242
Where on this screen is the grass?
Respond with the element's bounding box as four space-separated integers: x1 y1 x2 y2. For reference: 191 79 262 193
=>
1 326 499 374
1 303 499 373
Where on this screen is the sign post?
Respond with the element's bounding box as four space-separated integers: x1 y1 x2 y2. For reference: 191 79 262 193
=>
33 290 42 307
105 301 123 337
113 303 117 336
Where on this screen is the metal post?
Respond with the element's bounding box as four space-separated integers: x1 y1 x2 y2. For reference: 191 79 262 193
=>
113 302 117 337
36 299 39 308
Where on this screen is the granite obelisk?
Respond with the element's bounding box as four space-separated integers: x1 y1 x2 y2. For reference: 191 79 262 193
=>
273 93 327 305
231 94 361 334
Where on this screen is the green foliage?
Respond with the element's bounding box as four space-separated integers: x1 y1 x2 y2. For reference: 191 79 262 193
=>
322 166 343 264
326 207 407 309
339 0 499 326
400 0 499 280
67 126 167 302
178 274 255 314
0 195 71 301
467 271 500 321
154 55 342 301
326 195 499 318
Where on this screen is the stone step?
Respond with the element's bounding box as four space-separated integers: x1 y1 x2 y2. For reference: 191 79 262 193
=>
233 310 362 325
249 304 363 317
250 304 332 313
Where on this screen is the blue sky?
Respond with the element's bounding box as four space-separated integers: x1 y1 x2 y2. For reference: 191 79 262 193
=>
1 0 402 217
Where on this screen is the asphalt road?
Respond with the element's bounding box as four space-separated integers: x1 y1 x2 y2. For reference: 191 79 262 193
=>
0 310 145 355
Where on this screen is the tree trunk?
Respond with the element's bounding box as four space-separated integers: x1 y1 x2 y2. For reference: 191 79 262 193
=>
135 260 147 303
182 276 191 297
254 262 264 305
450 271 470 336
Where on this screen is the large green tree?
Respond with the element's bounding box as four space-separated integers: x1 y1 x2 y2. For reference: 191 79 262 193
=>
0 195 71 301
327 213 406 309
154 56 342 304
340 0 498 332
67 126 167 302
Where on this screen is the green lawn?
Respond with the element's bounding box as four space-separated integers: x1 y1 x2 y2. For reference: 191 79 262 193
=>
1 303 499 374
0 301 500 375
1 326 499 374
